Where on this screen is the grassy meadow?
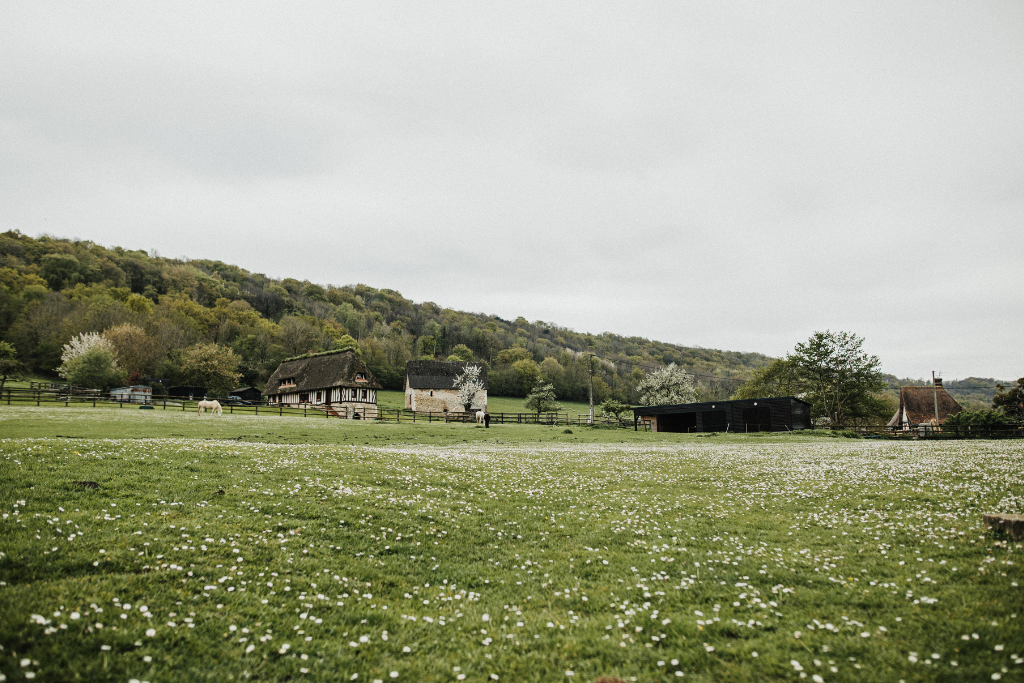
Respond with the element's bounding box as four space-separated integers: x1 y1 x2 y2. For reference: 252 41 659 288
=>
374 390 596 418
1 406 1022 682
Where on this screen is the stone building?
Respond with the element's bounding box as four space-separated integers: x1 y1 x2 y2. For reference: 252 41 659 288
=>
264 349 380 419
404 360 488 412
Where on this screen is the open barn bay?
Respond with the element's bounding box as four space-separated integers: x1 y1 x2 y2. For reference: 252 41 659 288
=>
0 409 1022 681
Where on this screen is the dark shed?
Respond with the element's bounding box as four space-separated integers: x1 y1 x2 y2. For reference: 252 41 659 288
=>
229 386 263 403
168 385 207 399
632 396 812 433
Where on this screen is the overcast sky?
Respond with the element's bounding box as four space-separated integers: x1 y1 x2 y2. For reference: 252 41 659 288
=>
2 2 1022 379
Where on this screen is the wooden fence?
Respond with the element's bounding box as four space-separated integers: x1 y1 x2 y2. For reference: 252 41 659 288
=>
0 388 638 428
7 388 1015 438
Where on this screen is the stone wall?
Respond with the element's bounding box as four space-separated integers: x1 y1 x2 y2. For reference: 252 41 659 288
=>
406 388 486 413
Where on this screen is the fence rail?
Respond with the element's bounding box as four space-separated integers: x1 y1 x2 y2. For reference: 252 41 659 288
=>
3 387 1018 437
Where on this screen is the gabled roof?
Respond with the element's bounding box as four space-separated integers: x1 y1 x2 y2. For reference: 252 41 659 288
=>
405 360 488 390
887 386 963 426
264 349 381 396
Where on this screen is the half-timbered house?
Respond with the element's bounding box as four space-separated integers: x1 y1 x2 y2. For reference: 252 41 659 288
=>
264 349 381 419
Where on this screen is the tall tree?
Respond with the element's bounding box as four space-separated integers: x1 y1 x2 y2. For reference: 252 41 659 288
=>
732 358 802 399
992 377 1024 420
524 381 561 416
0 341 27 391
178 343 242 396
789 330 885 427
63 347 126 391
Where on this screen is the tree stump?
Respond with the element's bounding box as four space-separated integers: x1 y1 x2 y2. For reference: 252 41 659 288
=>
983 513 1024 540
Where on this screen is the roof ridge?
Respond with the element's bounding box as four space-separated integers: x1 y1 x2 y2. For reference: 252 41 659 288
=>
283 347 357 362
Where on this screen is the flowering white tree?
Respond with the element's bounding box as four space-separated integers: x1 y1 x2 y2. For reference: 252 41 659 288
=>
636 363 698 406
452 364 485 411
58 332 118 378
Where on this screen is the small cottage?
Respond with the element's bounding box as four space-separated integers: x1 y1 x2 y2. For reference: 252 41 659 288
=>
887 381 963 430
405 360 488 412
264 349 381 419
110 385 153 404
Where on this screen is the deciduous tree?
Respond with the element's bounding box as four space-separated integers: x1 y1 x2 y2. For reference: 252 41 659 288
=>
599 398 632 421
446 344 474 362
103 323 160 377
993 377 1024 420
452 364 485 411
636 363 698 406
524 381 561 416
58 332 117 378
0 341 27 391
63 347 126 391
732 358 802 399
178 343 242 396
789 330 885 427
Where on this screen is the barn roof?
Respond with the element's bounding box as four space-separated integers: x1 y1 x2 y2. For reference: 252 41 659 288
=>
405 361 488 390
887 385 963 426
633 396 811 415
264 349 381 396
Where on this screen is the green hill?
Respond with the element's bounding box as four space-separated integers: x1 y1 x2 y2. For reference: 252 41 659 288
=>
0 231 771 402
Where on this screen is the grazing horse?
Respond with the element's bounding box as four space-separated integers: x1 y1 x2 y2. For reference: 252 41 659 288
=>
197 399 223 416
475 410 485 425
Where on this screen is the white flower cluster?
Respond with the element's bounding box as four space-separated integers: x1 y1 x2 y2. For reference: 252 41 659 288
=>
57 332 118 378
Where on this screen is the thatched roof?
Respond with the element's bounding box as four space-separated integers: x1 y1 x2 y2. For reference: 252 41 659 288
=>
887 385 964 426
406 360 488 390
264 349 380 396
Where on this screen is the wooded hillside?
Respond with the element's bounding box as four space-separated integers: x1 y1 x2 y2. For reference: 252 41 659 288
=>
0 231 772 401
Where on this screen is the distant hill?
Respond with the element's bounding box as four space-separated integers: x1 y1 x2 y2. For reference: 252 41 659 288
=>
0 231 771 402
882 375 1012 411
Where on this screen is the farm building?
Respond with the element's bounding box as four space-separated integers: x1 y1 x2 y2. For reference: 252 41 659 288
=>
168 385 207 399
263 349 381 419
633 396 812 433
110 385 152 404
405 360 488 412
886 381 964 430
229 386 262 403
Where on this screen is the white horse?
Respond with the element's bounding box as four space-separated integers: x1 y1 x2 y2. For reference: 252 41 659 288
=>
198 400 223 416
475 410 485 424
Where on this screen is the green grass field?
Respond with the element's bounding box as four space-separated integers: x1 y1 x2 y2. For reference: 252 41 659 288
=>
1 406 1022 682
375 390 596 417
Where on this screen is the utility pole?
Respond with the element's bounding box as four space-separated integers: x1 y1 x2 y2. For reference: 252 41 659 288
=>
587 353 595 425
932 371 941 428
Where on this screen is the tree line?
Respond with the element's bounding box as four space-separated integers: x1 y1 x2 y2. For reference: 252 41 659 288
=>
0 231 769 401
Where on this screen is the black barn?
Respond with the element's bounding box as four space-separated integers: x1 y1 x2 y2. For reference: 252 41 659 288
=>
633 396 812 433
